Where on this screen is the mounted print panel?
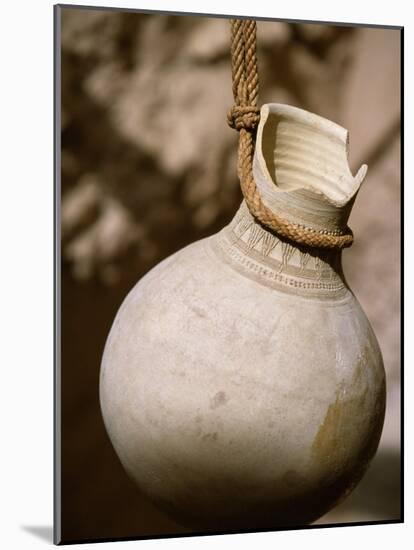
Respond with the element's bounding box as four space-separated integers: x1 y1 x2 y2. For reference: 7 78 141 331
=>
54 4 402 545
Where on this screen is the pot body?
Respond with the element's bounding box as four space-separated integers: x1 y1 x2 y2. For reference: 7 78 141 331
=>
100 200 385 529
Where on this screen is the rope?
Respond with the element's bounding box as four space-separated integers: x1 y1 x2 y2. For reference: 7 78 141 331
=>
227 19 353 249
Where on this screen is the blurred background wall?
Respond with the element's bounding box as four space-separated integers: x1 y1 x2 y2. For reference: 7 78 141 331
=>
59 6 401 542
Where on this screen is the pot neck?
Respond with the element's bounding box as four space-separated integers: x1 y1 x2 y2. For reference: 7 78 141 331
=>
212 104 366 299
253 103 367 237
213 202 348 300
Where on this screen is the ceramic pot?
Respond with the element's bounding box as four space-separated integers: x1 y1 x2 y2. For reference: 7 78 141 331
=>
100 104 386 530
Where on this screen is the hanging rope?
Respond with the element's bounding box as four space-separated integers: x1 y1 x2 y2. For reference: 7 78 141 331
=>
227 19 353 249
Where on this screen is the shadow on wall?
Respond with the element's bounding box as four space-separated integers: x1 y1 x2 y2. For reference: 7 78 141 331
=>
21 526 53 543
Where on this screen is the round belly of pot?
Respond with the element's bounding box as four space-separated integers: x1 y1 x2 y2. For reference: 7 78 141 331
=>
99 236 386 530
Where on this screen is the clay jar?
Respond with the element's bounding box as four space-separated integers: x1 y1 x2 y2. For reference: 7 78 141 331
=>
100 104 386 530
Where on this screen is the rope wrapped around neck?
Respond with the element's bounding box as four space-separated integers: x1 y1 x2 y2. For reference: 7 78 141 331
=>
227 19 353 249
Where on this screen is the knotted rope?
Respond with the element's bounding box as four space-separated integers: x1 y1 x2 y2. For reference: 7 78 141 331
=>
227 19 353 249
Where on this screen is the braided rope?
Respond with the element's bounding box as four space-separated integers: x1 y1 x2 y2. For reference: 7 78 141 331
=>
227 19 353 249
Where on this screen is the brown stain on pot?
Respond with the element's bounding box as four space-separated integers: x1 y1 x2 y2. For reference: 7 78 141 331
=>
311 394 346 477
201 432 219 442
311 347 385 488
210 391 228 409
